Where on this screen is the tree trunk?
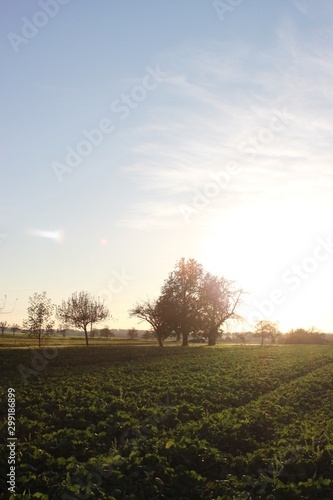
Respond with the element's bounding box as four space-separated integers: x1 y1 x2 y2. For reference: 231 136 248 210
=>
182 332 188 346
208 325 218 346
38 331 41 349
84 326 89 346
157 335 164 347
261 335 264 346
208 336 215 346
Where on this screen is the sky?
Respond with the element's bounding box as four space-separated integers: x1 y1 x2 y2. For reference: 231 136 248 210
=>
1 0 333 333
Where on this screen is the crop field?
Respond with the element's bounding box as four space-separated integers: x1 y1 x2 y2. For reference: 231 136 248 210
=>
1 345 333 499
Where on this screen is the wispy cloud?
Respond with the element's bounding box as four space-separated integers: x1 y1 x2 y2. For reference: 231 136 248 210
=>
118 20 333 229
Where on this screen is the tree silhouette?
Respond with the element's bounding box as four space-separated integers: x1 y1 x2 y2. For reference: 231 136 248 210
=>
199 273 243 346
22 292 54 348
57 291 109 346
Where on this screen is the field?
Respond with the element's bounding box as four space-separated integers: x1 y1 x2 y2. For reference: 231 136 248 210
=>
1 345 333 499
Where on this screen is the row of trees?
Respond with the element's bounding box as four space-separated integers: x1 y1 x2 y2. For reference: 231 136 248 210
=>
130 258 243 347
16 258 243 348
21 291 110 347
6 258 328 348
0 321 20 336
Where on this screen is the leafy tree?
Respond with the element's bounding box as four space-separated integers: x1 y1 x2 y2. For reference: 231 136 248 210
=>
22 292 54 348
131 258 243 347
0 320 8 335
199 273 243 346
234 332 248 344
129 298 172 347
11 323 20 336
281 327 327 345
127 327 138 340
254 320 280 346
56 291 109 346
142 330 155 340
100 326 114 338
160 258 204 346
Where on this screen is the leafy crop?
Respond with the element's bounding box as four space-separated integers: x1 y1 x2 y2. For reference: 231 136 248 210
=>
1 345 332 498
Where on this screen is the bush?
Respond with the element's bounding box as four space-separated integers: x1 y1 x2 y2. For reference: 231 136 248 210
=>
280 328 328 345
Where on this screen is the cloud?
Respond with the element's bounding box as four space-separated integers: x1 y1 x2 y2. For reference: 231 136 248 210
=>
118 20 333 230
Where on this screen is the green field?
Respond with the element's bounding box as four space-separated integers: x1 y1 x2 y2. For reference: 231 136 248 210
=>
1 345 333 499
0 334 158 349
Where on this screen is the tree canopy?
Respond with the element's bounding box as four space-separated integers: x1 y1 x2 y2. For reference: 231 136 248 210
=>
22 292 54 348
56 291 109 346
130 258 244 347
254 320 280 346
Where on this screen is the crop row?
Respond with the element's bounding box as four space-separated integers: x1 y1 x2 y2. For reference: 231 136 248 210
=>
0 345 333 498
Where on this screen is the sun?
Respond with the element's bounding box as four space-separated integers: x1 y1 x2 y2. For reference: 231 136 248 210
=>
198 200 322 291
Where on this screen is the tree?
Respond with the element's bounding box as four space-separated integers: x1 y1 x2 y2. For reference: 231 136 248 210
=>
254 320 280 346
234 332 248 344
100 327 114 339
22 292 54 348
11 324 20 336
160 258 204 346
142 330 155 340
0 320 8 335
199 273 243 346
56 291 109 346
281 327 327 345
127 327 138 340
129 298 172 347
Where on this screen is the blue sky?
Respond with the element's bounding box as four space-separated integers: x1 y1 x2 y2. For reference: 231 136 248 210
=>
1 0 333 332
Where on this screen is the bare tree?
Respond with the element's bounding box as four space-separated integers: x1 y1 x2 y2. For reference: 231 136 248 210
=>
11 324 20 336
129 298 172 347
254 320 280 346
22 292 54 348
56 291 110 346
0 320 8 335
127 327 138 340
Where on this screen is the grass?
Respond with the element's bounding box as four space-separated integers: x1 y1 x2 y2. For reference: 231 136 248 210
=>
0 333 159 349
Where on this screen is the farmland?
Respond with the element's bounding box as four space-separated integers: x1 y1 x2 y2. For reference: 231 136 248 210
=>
1 345 333 499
